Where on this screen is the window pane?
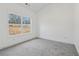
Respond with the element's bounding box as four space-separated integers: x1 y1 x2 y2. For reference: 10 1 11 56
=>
22 25 30 33
9 14 21 24
9 25 21 35
23 16 30 24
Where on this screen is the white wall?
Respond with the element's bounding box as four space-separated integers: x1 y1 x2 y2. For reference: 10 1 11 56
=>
38 4 74 44
0 4 38 49
74 3 79 54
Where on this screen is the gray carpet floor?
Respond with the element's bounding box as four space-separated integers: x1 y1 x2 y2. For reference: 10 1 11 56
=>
0 38 78 56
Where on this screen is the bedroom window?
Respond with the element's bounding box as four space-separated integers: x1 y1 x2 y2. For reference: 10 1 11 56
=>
9 14 30 35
